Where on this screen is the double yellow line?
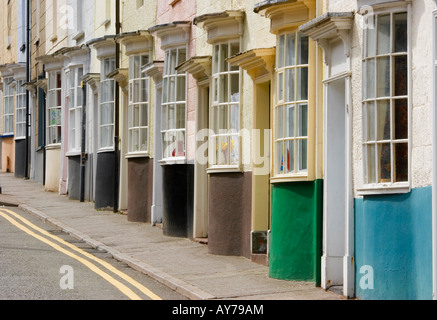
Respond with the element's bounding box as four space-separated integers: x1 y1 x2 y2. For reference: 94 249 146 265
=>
0 208 162 300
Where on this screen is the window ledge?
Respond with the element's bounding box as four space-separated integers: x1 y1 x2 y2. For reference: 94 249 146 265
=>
125 152 150 159
159 157 186 165
97 147 115 153
14 137 26 141
357 183 410 196
270 174 310 184
207 166 242 174
46 144 61 150
65 150 83 157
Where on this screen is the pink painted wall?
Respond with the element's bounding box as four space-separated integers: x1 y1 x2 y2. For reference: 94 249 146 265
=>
156 0 197 162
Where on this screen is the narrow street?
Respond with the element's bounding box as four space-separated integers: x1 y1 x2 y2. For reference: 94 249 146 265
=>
0 206 186 300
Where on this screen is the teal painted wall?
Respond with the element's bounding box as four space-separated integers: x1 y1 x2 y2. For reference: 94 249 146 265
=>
354 186 432 300
269 180 323 285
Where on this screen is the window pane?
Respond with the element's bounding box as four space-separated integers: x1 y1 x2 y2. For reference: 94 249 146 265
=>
219 74 228 103
213 45 219 74
168 105 175 130
230 135 239 165
395 143 408 182
285 33 295 66
377 100 390 140
169 76 175 102
286 105 295 138
140 128 148 151
141 78 149 102
285 140 294 173
230 42 240 71
285 68 295 102
176 76 186 102
230 73 239 102
298 103 308 137
277 106 283 139
278 35 284 68
161 105 167 130
140 104 148 127
162 78 168 103
133 128 139 151
366 144 376 183
366 101 376 142
377 14 391 55
298 139 308 171
367 58 375 99
230 104 239 132
394 55 408 96
176 104 185 129
377 56 390 97
297 67 308 101
177 48 186 72
133 105 139 127
220 43 229 72
218 135 229 165
218 105 228 131
278 72 284 101
394 99 408 140
394 12 407 53
277 141 284 175
297 33 309 65
378 143 391 182
366 15 376 57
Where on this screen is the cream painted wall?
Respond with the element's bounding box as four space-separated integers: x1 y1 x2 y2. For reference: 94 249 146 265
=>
194 0 276 172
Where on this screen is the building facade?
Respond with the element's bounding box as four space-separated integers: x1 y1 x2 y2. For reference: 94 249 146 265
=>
2 0 437 300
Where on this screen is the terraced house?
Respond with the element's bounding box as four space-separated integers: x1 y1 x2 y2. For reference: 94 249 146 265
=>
2 0 437 300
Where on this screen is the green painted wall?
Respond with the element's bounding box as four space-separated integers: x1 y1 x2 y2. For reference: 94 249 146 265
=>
269 180 323 285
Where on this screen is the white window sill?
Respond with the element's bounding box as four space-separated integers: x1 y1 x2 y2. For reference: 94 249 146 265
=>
159 157 186 165
14 136 26 141
207 165 242 174
125 152 150 159
97 147 115 153
357 183 410 196
46 144 61 150
270 173 309 184
65 150 82 157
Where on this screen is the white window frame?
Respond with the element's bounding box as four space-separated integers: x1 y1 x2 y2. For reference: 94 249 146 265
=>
15 80 26 140
160 46 187 163
127 54 150 156
3 77 14 136
359 5 411 195
208 39 241 171
99 57 116 152
273 31 309 179
67 66 84 154
47 71 62 146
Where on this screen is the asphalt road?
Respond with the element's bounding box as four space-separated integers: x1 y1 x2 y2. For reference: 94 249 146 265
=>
0 206 187 300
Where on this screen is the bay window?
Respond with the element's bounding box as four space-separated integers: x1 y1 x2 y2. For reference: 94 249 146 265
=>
47 71 62 145
274 32 309 176
161 47 186 160
362 10 409 186
15 80 26 139
99 57 116 150
68 67 83 153
210 40 240 168
128 54 149 154
3 77 14 135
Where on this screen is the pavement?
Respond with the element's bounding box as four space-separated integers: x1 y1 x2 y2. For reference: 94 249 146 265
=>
0 172 345 300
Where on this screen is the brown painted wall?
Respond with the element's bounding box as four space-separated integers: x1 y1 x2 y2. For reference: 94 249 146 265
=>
208 172 252 258
127 157 153 223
